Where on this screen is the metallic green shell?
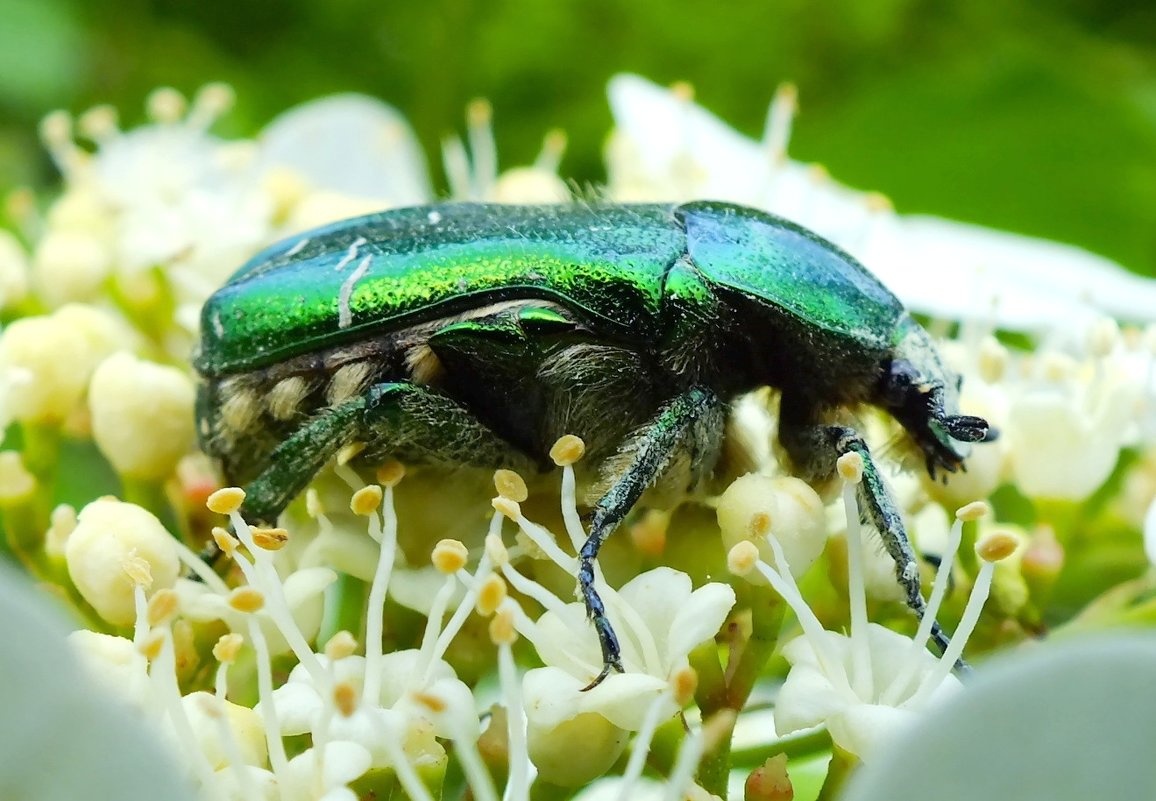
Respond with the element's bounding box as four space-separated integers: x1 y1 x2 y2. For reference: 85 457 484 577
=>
196 201 906 378
677 201 903 350
196 204 685 376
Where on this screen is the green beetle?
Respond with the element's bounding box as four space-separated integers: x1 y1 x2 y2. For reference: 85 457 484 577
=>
195 200 993 686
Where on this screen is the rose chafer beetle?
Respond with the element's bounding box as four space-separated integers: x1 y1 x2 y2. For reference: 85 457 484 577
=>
195 200 994 687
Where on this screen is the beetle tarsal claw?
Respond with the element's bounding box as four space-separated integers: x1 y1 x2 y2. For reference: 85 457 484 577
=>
943 414 994 443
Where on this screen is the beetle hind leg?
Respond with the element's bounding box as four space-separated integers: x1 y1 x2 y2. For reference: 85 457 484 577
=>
240 381 535 523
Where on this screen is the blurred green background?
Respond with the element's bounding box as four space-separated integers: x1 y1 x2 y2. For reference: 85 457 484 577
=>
2 0 1156 273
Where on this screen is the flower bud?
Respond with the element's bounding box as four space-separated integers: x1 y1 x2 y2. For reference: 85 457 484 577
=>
32 229 112 306
89 352 196 479
65 499 180 626
1006 390 1120 501
717 474 825 580
0 304 123 425
68 630 153 710
183 691 268 769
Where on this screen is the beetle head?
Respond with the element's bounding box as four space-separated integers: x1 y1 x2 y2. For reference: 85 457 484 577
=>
881 316 996 479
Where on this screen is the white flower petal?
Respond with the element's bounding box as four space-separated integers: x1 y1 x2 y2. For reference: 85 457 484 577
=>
617 567 692 659
664 582 736 672
827 704 915 762
533 602 602 677
581 673 673 732
321 740 372 788
774 661 850 735
257 94 432 205
266 681 324 736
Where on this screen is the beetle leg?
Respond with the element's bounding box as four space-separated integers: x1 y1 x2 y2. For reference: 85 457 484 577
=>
778 407 957 660
579 386 725 689
241 382 534 523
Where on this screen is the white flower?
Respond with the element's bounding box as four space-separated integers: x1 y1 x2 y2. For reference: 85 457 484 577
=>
842 635 1156 801
266 649 456 770
775 624 961 761
520 567 734 785
282 741 373 801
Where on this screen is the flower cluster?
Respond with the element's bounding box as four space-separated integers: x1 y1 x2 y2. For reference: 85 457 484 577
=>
1 77 1155 801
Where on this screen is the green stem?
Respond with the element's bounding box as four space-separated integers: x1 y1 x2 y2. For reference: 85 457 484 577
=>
318 572 368 649
816 746 858 801
20 423 60 530
727 586 784 710
731 726 833 767
1 497 43 574
123 476 180 534
696 711 737 798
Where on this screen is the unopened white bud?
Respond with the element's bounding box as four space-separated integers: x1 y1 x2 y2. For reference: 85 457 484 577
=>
0 304 123 424
65 499 180 626
89 352 196 480
717 474 826 580
33 230 112 306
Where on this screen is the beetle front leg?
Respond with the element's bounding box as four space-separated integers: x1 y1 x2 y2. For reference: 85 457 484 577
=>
579 386 726 689
778 403 954 658
242 382 534 523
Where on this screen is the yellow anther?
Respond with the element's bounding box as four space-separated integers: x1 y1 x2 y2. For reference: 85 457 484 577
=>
836 452 864 483
350 485 383 516
432 539 469 574
976 532 1019 563
491 496 521 521
336 441 366 466
549 435 585 466
333 681 359 717
122 555 153 589
671 666 698 707
493 469 529 502
488 607 518 645
476 574 508 616
228 587 265 613
211 526 237 557
324 630 358 661
213 633 244 664
146 588 179 626
727 541 760 577
376 459 406 487
955 500 991 522
251 526 289 551
206 487 245 515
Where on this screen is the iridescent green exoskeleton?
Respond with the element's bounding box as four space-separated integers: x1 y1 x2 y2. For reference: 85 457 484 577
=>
195 201 994 687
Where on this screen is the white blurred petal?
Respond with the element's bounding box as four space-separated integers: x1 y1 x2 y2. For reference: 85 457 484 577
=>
0 560 195 799
257 94 432 205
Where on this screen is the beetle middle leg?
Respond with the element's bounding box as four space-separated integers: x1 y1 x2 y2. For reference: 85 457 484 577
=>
241 381 536 523
579 386 726 689
778 398 954 657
